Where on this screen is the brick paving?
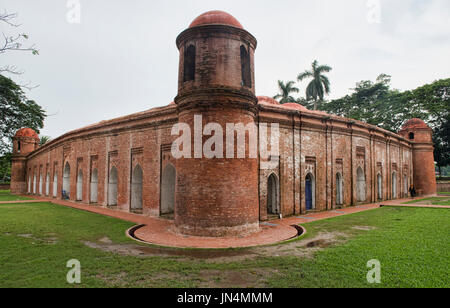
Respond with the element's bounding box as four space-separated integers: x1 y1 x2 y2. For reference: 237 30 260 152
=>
4 194 446 248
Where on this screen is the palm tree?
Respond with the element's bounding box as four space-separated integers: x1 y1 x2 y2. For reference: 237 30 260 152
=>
273 80 299 104
39 136 51 146
297 60 332 110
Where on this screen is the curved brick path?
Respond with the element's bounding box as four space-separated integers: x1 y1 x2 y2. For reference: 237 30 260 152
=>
4 194 445 248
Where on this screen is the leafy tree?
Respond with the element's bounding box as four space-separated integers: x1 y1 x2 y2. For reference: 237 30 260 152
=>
0 74 46 155
325 75 450 172
0 152 11 183
298 60 332 110
273 80 299 104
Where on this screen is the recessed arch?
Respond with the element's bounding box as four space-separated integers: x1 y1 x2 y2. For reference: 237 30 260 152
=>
39 173 43 195
356 167 366 202
403 174 408 196
63 162 71 199
53 171 58 197
108 167 118 206
183 45 196 82
377 173 383 200
131 165 143 212
33 172 37 194
305 173 316 210
161 164 176 215
336 172 344 206
76 169 83 201
240 45 252 88
28 174 31 193
392 172 397 199
267 173 280 215
45 172 50 196
90 169 98 203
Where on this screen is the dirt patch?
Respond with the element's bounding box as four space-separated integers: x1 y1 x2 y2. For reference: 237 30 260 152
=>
352 226 377 231
17 233 58 245
83 231 349 263
99 237 113 244
197 269 275 288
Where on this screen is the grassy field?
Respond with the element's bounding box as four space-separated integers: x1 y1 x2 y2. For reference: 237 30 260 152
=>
0 201 448 288
0 190 32 202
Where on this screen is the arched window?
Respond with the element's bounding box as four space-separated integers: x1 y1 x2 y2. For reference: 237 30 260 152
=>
18 141 21 153
161 164 176 215
377 173 383 200
28 175 31 193
409 132 415 140
39 173 43 195
392 172 397 199
305 173 315 210
63 162 71 199
183 45 196 82
404 175 408 196
240 45 252 88
33 173 37 194
336 173 343 206
356 167 366 202
53 171 58 197
45 173 50 196
267 173 279 215
76 170 83 201
131 165 143 212
90 169 98 203
108 167 118 206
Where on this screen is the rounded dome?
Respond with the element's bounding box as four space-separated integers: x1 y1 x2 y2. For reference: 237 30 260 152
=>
257 96 281 106
15 128 39 139
189 11 244 29
281 102 308 111
401 118 430 130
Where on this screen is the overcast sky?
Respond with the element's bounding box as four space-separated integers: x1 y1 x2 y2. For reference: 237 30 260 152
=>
2 0 449 139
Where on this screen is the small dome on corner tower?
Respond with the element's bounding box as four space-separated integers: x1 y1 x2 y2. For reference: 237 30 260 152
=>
14 128 39 140
189 10 244 29
401 118 430 130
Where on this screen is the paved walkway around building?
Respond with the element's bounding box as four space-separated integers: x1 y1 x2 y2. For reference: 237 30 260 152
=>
3 194 447 248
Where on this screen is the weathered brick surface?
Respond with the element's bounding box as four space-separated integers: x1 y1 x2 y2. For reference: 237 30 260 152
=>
10 12 437 238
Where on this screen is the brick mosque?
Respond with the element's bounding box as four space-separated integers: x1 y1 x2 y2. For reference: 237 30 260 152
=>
10 11 437 237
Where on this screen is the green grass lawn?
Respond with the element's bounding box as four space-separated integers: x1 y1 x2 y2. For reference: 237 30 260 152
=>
438 192 450 196
0 190 32 202
0 202 448 288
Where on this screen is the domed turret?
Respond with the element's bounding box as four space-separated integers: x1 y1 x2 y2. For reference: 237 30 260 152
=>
11 128 40 195
399 119 436 196
174 11 259 237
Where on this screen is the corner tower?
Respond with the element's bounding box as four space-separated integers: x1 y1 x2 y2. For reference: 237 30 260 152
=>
10 128 40 194
174 11 259 237
399 119 437 196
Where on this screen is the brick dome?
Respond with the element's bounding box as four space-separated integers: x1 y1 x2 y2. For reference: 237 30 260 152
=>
401 118 430 130
189 11 244 29
15 128 39 139
257 96 281 106
281 102 308 111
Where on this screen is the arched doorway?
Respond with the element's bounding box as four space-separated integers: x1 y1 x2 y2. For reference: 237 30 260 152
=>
53 172 58 197
336 173 343 206
108 167 118 206
63 162 71 199
28 175 31 193
161 164 176 215
267 174 279 215
45 173 50 196
392 172 397 199
76 170 83 201
90 169 98 203
404 175 408 196
131 165 143 212
377 173 382 200
39 173 43 195
305 173 315 211
356 167 366 202
33 173 37 194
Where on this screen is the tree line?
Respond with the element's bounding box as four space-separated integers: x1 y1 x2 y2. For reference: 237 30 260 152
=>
274 61 449 175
